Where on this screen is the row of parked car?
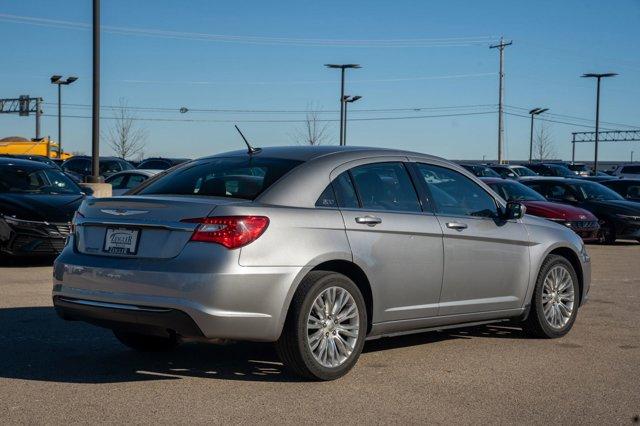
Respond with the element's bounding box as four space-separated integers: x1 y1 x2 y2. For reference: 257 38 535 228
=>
0 153 639 257
459 161 640 244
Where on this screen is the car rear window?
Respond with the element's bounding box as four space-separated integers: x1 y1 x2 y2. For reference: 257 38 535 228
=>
137 157 303 200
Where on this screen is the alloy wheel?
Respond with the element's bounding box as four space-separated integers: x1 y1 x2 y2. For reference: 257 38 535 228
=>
306 286 360 368
541 265 575 329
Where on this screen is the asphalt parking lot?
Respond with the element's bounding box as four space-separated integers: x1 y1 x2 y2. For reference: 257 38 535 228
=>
0 244 638 424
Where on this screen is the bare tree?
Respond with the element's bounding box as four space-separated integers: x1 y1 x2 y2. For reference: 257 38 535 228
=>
291 103 331 146
106 99 147 160
534 123 556 161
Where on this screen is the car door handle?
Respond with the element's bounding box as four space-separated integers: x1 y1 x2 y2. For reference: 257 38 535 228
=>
355 216 382 226
446 222 468 231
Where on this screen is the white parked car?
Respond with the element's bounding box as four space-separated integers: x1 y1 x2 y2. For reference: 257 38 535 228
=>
104 169 161 195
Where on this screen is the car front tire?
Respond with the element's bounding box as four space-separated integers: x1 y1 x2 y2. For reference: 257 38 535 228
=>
276 271 367 381
113 330 180 352
523 254 580 338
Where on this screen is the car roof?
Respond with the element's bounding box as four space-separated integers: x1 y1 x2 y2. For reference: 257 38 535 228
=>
518 176 585 184
140 157 190 162
107 169 161 177
0 157 52 168
603 178 640 183
201 145 441 163
479 177 510 184
64 156 126 161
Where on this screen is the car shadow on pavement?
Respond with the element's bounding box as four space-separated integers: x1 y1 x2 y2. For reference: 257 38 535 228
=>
0 255 55 268
0 306 526 384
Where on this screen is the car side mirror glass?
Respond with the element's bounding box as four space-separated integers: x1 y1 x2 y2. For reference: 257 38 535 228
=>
503 201 526 220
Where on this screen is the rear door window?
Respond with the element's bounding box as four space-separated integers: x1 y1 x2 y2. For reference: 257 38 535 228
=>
349 162 421 213
137 157 302 200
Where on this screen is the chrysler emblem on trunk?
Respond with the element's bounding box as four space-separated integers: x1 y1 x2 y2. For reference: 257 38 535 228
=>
100 209 149 216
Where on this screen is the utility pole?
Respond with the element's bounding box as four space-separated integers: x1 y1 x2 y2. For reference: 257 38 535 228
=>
90 0 101 182
490 37 512 164
632 151 634 163
581 72 617 173
35 97 42 140
571 133 577 163
324 64 361 146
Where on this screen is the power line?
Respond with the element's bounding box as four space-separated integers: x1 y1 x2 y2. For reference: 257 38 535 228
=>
41 110 496 123
504 112 620 131
41 102 497 114
0 14 496 47
505 105 640 130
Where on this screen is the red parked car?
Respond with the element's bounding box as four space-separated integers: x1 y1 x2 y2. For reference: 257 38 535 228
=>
481 178 600 242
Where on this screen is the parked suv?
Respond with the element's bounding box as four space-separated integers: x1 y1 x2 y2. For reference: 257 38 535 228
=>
61 156 134 180
525 163 575 177
53 147 590 380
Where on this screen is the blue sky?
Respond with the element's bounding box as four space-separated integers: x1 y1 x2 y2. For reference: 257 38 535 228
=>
1 0 639 161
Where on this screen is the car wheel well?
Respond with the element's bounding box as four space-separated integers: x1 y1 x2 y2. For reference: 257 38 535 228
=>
548 247 584 305
310 260 373 334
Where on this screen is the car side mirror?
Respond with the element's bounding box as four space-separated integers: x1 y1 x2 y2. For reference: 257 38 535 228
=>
503 201 526 220
81 186 94 196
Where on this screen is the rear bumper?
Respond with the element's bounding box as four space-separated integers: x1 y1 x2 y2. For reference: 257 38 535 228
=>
52 243 305 342
53 296 204 338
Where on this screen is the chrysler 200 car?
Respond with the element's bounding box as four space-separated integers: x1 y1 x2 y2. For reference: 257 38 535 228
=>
53 147 590 380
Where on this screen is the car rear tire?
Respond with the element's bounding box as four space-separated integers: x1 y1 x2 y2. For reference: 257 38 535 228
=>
598 221 616 244
523 254 580 338
113 330 180 352
276 271 367 381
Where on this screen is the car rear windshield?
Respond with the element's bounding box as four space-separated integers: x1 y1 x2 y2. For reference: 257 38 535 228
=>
512 166 537 177
136 157 303 200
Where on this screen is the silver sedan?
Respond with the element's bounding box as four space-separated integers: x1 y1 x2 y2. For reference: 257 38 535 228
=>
53 146 590 380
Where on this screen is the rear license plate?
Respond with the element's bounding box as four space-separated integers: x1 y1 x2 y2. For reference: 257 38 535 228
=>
103 227 140 255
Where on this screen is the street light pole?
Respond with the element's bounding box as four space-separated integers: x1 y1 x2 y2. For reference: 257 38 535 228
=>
342 95 362 146
582 72 617 174
528 107 548 163
50 75 78 158
91 0 101 182
325 64 361 146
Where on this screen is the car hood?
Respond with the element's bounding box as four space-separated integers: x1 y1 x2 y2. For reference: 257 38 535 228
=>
0 193 84 222
586 199 640 215
521 201 596 221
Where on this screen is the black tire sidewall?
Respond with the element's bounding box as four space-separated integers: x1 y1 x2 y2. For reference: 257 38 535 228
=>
532 256 580 338
293 273 367 381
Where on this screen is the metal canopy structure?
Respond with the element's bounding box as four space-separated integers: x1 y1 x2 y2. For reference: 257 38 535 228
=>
0 96 43 139
571 130 640 162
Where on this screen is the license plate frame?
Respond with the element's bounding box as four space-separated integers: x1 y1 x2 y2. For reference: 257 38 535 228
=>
103 227 141 255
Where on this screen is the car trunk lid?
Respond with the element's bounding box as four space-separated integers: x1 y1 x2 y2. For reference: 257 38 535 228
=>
75 195 247 258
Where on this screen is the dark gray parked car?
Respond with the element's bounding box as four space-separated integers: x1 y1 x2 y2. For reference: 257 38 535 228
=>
53 146 590 380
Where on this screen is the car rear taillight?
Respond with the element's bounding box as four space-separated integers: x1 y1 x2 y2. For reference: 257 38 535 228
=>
70 211 84 234
181 216 269 249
